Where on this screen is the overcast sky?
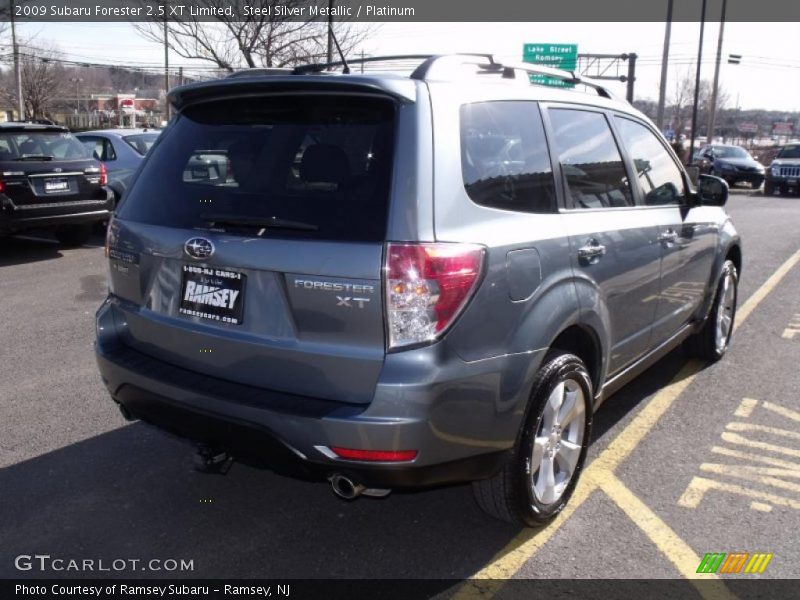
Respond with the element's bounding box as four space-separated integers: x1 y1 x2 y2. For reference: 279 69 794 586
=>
13 21 800 112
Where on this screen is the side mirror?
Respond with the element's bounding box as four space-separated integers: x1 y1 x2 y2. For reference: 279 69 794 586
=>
697 174 729 206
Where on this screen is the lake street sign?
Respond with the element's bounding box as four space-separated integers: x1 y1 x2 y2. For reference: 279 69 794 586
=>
523 43 578 88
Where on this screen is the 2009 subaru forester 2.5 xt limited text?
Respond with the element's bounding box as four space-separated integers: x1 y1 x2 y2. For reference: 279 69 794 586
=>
95 54 741 527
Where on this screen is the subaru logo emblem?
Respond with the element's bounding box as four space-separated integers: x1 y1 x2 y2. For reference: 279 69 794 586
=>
184 237 214 260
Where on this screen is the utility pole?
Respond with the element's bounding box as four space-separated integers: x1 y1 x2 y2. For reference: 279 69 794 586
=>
656 0 674 130
164 1 170 121
707 0 728 144
689 0 708 165
178 66 184 86
11 0 24 120
326 0 334 65
625 53 637 103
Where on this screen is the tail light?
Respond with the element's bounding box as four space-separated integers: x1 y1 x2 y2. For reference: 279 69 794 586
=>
0 180 5 194
384 242 485 350
99 163 107 186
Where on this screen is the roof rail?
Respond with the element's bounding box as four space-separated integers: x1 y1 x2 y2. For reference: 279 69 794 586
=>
284 53 619 100
492 61 617 100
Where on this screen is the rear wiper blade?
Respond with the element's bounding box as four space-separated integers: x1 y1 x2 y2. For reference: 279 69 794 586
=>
15 155 54 161
201 213 318 232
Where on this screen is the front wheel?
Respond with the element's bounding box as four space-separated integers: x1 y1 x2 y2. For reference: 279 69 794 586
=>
684 260 738 361
472 352 593 527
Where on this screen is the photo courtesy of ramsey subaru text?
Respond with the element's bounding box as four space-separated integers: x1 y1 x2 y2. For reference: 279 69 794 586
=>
95 54 741 527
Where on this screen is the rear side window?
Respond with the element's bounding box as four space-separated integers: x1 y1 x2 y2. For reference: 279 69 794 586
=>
123 133 160 155
547 109 633 209
81 136 117 162
117 95 395 242
614 117 685 206
460 102 556 213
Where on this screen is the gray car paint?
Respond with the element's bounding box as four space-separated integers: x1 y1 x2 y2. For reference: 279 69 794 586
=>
95 71 740 485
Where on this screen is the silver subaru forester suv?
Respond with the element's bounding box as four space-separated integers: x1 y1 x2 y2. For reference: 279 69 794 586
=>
96 54 740 527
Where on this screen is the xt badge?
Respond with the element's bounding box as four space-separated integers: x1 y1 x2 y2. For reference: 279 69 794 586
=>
337 296 370 308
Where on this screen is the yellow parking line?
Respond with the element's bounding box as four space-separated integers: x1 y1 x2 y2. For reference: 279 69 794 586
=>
591 359 703 472
734 249 800 327
598 474 733 600
456 248 800 589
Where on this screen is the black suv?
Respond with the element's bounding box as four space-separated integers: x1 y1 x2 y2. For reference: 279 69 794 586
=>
0 122 113 246
765 143 800 196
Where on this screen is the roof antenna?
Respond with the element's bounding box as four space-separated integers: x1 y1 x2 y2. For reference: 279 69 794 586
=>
328 24 350 74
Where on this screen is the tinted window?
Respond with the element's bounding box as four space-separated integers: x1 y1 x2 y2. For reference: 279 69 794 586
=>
0 131 89 160
460 102 556 213
615 117 685 206
548 109 633 209
117 96 395 242
711 145 750 159
777 145 800 159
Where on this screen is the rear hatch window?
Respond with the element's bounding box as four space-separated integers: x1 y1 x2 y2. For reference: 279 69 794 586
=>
117 95 396 242
0 130 89 161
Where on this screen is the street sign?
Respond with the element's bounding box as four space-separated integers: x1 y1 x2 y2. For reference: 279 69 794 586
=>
523 43 578 88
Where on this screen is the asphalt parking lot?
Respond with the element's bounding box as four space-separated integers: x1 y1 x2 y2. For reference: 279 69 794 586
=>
1 189 799 588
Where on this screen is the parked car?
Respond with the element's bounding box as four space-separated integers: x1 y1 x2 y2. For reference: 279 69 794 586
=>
96 55 741 527
76 128 161 207
764 143 800 196
695 144 765 188
0 122 113 246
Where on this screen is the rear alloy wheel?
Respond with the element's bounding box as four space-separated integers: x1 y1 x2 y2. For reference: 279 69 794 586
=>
472 352 592 526
54 224 91 248
684 260 738 361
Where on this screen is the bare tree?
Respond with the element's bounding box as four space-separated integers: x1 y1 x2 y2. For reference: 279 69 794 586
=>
667 66 695 134
133 0 371 72
0 44 66 119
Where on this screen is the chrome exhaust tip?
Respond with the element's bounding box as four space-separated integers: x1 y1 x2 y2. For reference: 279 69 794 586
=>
330 474 366 500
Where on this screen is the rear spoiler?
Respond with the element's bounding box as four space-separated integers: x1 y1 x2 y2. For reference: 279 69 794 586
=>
167 76 417 111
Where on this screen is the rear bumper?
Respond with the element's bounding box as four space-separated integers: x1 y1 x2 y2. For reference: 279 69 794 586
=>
95 298 540 489
0 189 113 232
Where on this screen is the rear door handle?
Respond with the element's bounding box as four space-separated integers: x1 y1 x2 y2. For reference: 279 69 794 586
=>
658 230 679 244
577 239 606 262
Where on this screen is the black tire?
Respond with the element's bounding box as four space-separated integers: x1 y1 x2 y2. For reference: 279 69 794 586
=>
764 182 774 196
684 260 738 362
54 224 91 247
472 352 593 527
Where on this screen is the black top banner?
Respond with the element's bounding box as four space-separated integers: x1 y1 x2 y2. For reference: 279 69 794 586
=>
1 0 799 23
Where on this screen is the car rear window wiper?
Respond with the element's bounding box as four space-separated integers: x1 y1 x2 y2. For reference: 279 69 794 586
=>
201 213 319 232
15 155 55 161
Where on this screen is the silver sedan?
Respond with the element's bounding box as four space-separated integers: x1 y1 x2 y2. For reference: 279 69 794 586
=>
76 128 161 207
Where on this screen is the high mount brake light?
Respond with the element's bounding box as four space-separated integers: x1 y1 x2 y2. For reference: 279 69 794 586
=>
384 242 485 350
